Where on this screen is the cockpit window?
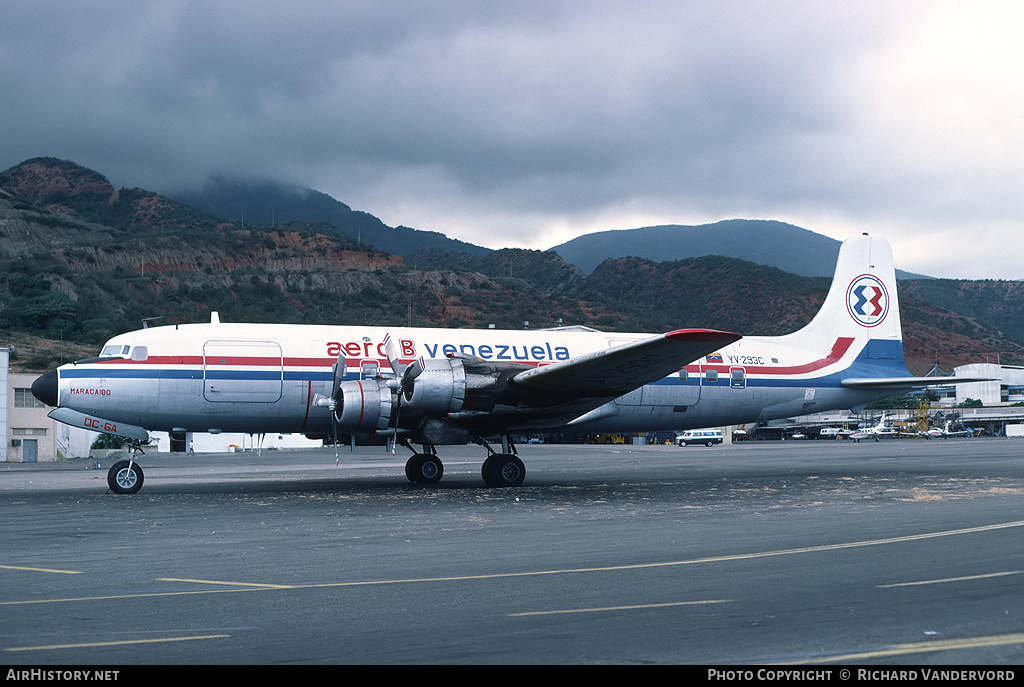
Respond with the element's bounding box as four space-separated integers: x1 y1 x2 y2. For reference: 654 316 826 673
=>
100 344 132 357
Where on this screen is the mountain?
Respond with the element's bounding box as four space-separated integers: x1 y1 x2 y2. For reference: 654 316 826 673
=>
0 159 618 369
405 246 585 293
2 157 1021 377
900 278 1024 347
548 219 931 279
171 176 491 258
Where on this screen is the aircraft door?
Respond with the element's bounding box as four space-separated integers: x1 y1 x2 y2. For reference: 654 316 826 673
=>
203 340 284 403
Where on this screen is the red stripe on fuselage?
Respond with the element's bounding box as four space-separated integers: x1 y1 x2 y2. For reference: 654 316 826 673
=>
686 337 855 376
79 337 857 378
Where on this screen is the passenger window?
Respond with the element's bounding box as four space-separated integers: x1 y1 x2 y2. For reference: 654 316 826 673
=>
705 369 719 382
130 346 149 362
678 368 688 381
360 361 379 379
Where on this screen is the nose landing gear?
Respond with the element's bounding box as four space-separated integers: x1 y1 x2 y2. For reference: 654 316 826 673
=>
106 443 145 494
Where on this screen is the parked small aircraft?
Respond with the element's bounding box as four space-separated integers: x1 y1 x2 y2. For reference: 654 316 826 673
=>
849 414 898 442
32 234 984 493
922 420 977 439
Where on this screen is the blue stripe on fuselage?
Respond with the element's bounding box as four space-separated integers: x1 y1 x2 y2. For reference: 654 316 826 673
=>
61 368 335 382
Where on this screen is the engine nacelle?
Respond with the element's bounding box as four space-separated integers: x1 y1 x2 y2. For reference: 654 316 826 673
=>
402 357 466 415
335 379 394 432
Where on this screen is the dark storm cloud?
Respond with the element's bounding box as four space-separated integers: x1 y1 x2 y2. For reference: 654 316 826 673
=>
1 1 1021 277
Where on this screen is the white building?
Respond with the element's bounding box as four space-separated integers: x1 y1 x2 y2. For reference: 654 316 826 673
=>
149 430 323 453
3 365 96 462
954 363 1024 405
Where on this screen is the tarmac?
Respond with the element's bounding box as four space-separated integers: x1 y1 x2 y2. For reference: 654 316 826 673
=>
2 438 1023 665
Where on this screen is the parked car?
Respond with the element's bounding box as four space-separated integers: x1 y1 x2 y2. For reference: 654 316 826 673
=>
676 430 724 447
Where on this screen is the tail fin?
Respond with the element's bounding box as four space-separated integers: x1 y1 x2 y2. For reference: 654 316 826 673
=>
779 233 905 367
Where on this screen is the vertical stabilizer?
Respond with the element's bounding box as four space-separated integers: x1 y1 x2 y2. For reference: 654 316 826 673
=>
778 233 904 363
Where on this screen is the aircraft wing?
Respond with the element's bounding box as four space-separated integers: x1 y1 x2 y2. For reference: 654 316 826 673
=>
512 328 742 397
841 375 993 390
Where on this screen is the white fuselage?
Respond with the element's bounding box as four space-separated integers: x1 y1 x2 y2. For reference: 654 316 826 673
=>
54 321 894 438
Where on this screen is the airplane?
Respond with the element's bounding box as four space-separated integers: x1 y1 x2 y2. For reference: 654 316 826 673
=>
30 233 987 493
921 420 976 439
848 414 897 442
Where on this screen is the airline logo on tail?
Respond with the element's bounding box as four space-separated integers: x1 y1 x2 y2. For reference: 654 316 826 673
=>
846 274 889 327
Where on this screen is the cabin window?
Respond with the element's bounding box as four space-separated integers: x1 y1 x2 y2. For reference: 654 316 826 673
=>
130 346 149 362
678 369 688 381
705 369 719 382
361 361 380 379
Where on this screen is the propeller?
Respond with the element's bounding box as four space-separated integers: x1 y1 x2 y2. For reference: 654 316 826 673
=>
314 351 347 465
382 334 426 454
382 334 404 454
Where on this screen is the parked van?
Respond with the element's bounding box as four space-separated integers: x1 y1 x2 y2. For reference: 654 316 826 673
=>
676 429 724 447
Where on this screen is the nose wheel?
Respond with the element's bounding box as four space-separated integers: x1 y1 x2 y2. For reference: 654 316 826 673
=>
106 442 146 494
107 459 144 494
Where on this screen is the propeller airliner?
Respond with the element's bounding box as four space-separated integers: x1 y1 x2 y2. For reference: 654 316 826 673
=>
32 234 981 493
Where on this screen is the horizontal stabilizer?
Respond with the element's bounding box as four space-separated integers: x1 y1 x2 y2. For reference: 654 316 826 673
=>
841 376 993 390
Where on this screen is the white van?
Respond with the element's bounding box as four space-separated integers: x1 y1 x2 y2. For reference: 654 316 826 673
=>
676 429 724 447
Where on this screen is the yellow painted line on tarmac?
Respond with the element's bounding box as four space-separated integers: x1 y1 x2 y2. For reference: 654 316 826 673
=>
509 599 731 617
159 577 296 589
0 588 258 606
301 519 1024 587
879 570 1024 588
5 520 1024 606
0 564 82 575
786 632 1024 664
5 634 230 653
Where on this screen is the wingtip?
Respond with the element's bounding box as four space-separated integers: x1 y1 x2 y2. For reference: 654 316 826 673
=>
664 328 742 344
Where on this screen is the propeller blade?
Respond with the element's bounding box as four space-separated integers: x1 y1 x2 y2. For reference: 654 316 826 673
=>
330 352 346 399
404 356 425 382
332 417 339 465
382 333 402 376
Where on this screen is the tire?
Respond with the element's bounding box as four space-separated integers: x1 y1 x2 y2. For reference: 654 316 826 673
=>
481 454 525 488
107 460 144 494
405 453 443 484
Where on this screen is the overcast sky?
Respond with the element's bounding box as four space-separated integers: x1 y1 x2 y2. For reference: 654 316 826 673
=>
2 1 1021 279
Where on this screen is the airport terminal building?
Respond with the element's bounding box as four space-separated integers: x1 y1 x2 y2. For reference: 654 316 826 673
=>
954 363 1024 405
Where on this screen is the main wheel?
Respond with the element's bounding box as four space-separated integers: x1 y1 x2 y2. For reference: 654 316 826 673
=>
481 454 525 488
405 453 444 484
107 460 144 494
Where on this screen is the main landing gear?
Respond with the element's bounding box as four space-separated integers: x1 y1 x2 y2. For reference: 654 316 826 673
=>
481 453 526 488
106 443 145 494
399 434 526 488
405 448 444 484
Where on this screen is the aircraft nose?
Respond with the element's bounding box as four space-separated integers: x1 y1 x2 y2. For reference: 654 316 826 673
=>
31 369 58 407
